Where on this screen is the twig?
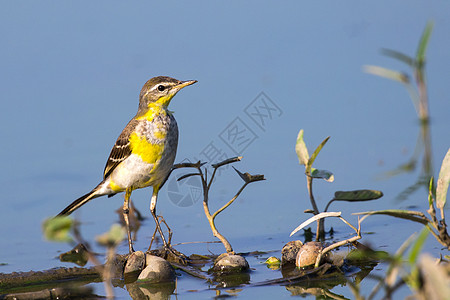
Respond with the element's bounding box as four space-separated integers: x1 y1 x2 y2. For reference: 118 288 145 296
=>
212 183 248 219
314 235 361 268
314 216 362 268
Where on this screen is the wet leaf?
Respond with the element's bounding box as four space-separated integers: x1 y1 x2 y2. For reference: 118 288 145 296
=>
265 256 281 269
310 168 334 182
290 212 341 237
354 209 429 225
96 224 126 247
265 256 280 265
436 148 450 209
334 190 383 201
306 136 330 175
295 129 309 166
363 65 409 83
42 216 74 243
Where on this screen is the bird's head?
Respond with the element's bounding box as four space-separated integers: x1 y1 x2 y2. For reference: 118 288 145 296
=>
138 76 197 112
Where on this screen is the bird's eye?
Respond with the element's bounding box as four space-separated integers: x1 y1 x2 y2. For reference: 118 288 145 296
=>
157 85 165 92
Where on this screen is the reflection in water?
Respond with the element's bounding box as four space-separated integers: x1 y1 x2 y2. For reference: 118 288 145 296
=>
382 119 433 201
368 24 435 202
213 272 251 289
126 281 175 300
278 260 375 299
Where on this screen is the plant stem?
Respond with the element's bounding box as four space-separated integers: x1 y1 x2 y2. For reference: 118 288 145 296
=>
199 165 234 253
307 176 324 240
203 200 234 253
212 183 248 219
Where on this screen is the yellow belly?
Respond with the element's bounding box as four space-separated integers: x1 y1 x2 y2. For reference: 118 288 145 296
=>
107 110 178 193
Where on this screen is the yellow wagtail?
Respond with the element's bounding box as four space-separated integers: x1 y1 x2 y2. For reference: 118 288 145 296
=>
57 76 197 253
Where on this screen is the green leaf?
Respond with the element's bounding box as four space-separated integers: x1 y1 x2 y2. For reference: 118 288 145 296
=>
265 256 281 270
408 227 429 265
428 177 434 207
96 224 126 247
306 136 330 175
436 148 450 209
346 249 390 264
363 65 410 84
42 216 74 243
310 168 334 182
381 48 415 67
354 209 430 225
265 256 281 265
295 129 309 166
334 190 383 201
416 21 434 66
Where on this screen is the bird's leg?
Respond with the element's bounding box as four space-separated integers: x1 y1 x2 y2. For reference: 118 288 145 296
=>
149 187 168 248
149 187 188 264
123 188 134 253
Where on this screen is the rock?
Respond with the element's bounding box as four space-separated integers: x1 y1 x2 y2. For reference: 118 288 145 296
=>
212 253 249 274
296 241 325 268
124 251 146 282
137 254 176 283
281 240 303 265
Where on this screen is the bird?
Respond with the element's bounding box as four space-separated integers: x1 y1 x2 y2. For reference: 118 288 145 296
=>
57 76 197 253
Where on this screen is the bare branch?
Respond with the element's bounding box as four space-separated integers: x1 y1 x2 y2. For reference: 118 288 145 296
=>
211 156 242 169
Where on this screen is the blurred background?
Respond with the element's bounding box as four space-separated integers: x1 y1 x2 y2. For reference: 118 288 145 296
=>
0 1 449 297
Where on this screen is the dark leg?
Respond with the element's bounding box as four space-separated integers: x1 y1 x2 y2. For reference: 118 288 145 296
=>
123 188 134 253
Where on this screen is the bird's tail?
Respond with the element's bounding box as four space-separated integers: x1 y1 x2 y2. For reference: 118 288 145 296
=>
57 187 101 216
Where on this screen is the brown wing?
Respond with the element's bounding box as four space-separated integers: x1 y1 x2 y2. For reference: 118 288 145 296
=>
103 118 139 179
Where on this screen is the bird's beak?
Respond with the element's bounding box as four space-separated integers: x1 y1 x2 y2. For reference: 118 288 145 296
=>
176 79 197 90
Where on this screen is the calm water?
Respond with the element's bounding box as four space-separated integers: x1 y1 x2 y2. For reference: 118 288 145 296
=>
1 1 449 299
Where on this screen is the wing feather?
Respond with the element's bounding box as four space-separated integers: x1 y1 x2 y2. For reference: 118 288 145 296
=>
103 118 139 179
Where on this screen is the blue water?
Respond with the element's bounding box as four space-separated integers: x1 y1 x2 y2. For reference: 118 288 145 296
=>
1 1 449 299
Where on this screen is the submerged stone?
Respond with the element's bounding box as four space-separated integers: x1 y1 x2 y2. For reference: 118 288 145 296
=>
137 254 176 283
212 253 249 274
